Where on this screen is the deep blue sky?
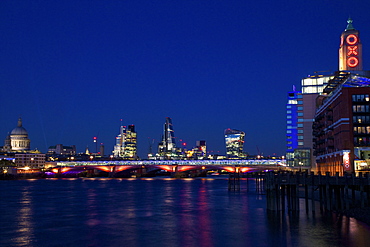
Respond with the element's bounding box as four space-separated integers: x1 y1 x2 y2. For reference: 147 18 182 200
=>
1 0 370 158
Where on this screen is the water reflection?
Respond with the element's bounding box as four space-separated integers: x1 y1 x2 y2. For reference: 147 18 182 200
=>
0 178 370 247
14 188 34 246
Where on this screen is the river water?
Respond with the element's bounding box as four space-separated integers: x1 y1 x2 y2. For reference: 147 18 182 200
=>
0 177 369 247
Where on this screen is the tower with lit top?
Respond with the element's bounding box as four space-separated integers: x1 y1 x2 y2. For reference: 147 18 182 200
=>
339 18 363 71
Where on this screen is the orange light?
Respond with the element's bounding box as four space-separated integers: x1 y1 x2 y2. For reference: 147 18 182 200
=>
347 46 358 56
346 34 358 45
115 165 134 172
156 165 173 172
347 57 359 67
177 166 196 172
61 167 72 173
223 167 235 173
240 167 250 173
95 166 112 173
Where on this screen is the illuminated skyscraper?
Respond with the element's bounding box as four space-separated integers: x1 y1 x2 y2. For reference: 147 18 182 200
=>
123 125 137 160
158 117 177 158
112 124 138 159
286 88 300 164
224 128 245 159
113 125 125 158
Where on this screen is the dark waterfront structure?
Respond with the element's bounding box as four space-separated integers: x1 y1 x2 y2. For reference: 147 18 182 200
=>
265 171 370 213
224 128 246 159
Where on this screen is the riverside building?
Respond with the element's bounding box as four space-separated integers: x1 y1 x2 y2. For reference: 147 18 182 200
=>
286 18 368 171
286 74 333 168
311 18 370 174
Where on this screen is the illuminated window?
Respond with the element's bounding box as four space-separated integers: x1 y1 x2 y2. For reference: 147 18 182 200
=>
298 142 304 146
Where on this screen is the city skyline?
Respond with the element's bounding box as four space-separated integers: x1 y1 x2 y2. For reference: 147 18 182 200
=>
1 1 370 158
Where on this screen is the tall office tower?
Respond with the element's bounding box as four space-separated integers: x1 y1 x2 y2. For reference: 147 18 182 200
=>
224 128 245 159
298 73 333 168
100 143 105 157
158 117 177 158
113 125 125 158
286 88 301 166
123 125 137 160
339 18 363 71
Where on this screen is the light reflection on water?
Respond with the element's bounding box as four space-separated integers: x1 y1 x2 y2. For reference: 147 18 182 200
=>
0 178 370 247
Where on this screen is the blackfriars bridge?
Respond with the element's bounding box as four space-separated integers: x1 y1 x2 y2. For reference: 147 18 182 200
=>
50 159 286 175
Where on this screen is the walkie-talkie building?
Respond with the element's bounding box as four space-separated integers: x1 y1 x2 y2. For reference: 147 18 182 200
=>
224 128 245 159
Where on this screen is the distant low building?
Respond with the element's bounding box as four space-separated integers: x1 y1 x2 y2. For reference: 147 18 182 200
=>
15 153 45 168
48 144 76 155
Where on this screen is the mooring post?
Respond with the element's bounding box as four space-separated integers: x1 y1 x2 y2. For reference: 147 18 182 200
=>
344 172 349 210
276 172 281 211
366 173 370 207
295 171 300 211
359 173 364 208
318 172 323 213
311 171 315 214
351 173 356 208
304 172 309 214
325 172 331 211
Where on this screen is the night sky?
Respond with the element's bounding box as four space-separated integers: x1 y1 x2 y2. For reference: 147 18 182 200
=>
1 0 370 158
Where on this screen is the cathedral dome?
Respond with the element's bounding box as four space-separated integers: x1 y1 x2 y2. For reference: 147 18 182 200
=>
8 117 31 151
10 118 28 136
11 126 28 135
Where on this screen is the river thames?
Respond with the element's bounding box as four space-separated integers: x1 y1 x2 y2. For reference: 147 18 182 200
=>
1 177 369 247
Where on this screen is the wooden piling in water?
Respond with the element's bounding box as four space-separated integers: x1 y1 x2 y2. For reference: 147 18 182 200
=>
262 170 370 213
